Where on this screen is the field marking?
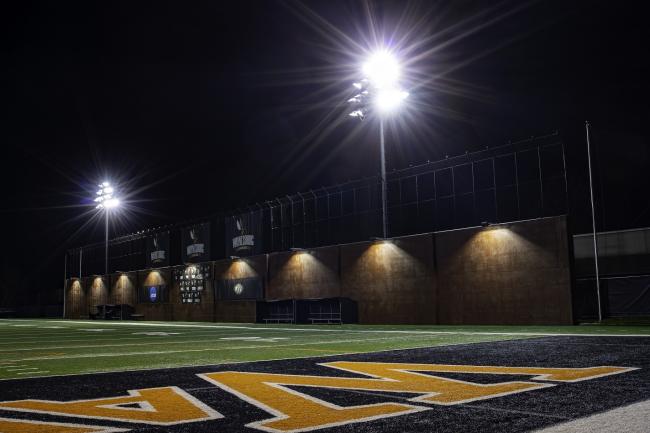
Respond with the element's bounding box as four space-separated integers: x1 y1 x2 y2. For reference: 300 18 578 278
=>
0 328 284 344
0 336 532 382
41 320 650 338
132 332 181 336
0 336 341 352
16 370 50 375
9 334 467 361
531 399 650 433
0 330 337 349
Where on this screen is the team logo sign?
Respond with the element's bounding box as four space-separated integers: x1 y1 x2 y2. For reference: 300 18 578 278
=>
0 362 636 433
148 287 157 302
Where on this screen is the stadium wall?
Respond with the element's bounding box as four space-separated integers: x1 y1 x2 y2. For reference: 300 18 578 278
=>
340 234 437 324
64 215 573 324
435 217 573 325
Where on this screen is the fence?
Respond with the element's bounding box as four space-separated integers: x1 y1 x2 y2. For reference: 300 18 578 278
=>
67 133 567 278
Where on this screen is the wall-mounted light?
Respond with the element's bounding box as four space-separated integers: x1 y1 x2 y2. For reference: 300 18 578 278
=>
289 247 309 254
370 237 393 244
229 255 241 261
481 221 492 227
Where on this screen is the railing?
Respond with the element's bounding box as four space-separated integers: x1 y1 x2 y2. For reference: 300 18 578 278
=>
67 133 567 278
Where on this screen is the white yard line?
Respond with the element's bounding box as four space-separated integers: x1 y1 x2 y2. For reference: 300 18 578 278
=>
45 320 650 338
0 337 506 381
16 371 49 375
532 399 650 433
9 334 461 361
0 329 276 344
0 336 345 352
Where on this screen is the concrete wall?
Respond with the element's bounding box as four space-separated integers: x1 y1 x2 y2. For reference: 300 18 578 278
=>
110 273 137 306
268 248 340 299
215 300 256 323
64 279 86 319
135 269 173 321
341 234 436 324
87 276 109 313
65 216 573 325
435 217 573 325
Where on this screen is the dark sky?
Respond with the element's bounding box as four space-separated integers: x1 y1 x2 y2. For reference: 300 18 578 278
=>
1 0 649 307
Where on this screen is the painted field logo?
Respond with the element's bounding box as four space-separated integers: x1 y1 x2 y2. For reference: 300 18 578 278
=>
0 362 637 433
200 362 637 433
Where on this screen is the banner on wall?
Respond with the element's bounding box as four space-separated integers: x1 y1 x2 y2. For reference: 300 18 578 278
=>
146 231 170 268
217 277 263 300
181 223 211 263
225 211 263 257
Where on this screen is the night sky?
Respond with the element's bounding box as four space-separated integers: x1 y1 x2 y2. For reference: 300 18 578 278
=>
2 0 649 308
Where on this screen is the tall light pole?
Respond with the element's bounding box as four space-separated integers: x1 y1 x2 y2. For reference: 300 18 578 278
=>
585 122 602 322
94 181 120 275
349 50 409 238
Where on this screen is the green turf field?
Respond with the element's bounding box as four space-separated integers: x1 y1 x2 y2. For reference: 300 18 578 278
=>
1 319 649 380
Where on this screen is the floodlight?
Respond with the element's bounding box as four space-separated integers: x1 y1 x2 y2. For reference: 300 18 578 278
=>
347 47 411 239
104 198 120 209
376 89 409 112
362 51 400 89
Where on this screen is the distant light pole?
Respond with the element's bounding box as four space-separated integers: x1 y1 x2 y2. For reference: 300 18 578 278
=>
94 181 120 275
349 50 409 238
585 122 602 322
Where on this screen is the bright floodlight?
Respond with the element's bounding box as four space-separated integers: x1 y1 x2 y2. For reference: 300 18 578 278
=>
376 89 409 113
94 181 120 210
362 50 400 89
103 198 120 209
349 49 409 118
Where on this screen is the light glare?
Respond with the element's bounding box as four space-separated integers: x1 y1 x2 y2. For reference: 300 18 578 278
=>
362 51 400 89
375 89 409 112
94 180 120 210
104 198 120 209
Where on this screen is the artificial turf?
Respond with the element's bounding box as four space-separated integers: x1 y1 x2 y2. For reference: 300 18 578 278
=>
1 319 649 380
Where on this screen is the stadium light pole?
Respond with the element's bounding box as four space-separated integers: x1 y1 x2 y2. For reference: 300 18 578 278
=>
94 181 120 275
349 50 409 238
585 122 602 322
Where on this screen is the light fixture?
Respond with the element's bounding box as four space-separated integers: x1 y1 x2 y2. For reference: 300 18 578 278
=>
94 181 120 210
362 50 400 89
92 180 121 278
375 89 409 113
348 48 410 239
370 236 393 244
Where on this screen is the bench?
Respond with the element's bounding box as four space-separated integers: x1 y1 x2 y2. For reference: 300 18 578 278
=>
308 312 342 324
263 313 294 324
130 314 145 320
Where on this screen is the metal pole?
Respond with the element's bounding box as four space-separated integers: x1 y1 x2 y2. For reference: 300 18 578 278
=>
379 118 387 238
585 121 602 322
63 253 67 319
105 210 109 275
